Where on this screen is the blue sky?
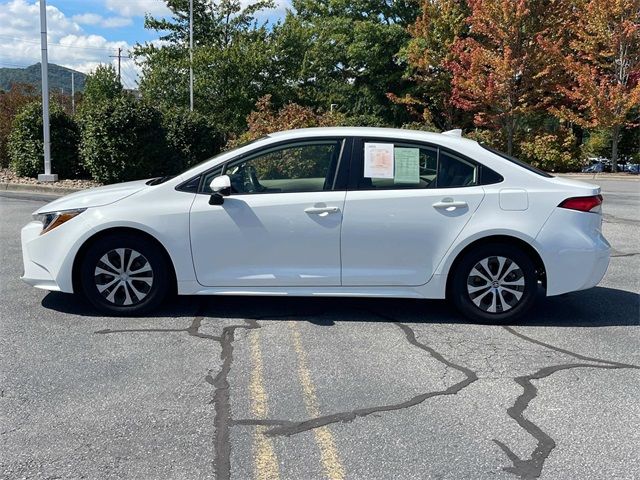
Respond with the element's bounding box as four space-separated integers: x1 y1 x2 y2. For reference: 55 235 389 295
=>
0 0 289 88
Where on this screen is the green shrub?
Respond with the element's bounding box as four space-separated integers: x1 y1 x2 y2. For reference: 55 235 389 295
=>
519 128 581 172
162 108 223 171
79 95 168 184
8 101 82 178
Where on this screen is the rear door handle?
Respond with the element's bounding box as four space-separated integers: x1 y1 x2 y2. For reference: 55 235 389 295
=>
433 200 468 210
304 206 340 215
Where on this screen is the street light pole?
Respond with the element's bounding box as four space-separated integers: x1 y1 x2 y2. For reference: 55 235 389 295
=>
38 0 57 182
189 0 194 111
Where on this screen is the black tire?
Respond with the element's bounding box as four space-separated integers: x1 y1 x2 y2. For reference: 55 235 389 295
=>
450 243 538 324
79 233 170 315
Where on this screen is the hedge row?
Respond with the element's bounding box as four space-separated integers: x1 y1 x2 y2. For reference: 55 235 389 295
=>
7 97 222 184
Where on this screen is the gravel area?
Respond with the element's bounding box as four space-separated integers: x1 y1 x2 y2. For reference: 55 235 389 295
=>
0 167 101 189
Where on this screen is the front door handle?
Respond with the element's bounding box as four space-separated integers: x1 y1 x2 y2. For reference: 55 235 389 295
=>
304 206 340 215
433 199 468 210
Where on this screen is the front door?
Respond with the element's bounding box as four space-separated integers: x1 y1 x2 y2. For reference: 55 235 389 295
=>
189 139 348 287
341 139 486 286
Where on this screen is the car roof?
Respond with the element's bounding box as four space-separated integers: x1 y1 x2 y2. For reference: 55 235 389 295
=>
268 127 480 149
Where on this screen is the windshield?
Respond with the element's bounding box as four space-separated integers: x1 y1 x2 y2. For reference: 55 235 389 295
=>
481 144 554 178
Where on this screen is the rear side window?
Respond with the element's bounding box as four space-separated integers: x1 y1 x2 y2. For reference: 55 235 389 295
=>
356 141 490 190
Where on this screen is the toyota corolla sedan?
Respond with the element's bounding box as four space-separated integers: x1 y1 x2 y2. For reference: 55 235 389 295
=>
21 127 610 322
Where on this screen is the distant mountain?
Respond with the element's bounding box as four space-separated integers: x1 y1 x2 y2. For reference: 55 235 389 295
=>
0 63 86 93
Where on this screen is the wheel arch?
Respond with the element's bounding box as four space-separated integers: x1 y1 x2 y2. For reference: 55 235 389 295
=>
71 226 178 296
444 234 547 298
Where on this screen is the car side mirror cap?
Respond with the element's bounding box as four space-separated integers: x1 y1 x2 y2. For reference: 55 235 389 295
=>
210 175 231 196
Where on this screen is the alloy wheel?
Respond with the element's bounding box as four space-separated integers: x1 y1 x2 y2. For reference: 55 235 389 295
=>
466 256 525 313
94 248 154 306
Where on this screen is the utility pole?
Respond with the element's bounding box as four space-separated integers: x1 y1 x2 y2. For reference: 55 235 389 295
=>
71 72 75 115
38 0 57 182
189 0 194 111
109 49 132 88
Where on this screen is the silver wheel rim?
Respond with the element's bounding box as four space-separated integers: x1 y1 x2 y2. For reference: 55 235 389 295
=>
94 248 153 306
467 256 525 313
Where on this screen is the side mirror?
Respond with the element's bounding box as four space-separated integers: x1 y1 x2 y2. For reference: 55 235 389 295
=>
210 175 231 195
209 175 231 205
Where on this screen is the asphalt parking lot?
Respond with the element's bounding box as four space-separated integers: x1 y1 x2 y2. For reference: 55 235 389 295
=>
1 178 638 480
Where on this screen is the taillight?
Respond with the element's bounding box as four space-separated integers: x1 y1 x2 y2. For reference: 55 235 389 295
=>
558 194 603 213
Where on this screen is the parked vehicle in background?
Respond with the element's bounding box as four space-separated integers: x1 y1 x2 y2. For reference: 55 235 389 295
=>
21 127 610 323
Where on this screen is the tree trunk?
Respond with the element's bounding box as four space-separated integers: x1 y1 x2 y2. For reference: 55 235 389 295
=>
611 124 620 173
506 118 514 156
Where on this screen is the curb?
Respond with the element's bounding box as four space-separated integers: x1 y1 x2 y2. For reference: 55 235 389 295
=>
0 182 81 195
559 174 640 181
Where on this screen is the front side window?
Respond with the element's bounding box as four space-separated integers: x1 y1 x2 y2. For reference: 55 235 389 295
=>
211 141 342 195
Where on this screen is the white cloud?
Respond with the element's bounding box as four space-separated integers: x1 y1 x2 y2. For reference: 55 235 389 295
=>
105 0 170 18
0 0 140 88
72 12 132 28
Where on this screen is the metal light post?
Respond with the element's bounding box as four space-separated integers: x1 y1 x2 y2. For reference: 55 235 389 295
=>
38 0 57 182
189 0 194 111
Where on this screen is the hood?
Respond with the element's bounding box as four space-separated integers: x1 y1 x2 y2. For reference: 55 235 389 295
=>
33 179 149 214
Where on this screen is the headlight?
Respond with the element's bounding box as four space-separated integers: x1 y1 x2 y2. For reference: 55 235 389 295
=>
32 208 86 235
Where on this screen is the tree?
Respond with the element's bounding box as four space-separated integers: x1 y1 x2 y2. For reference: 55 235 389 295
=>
395 0 469 130
278 0 421 125
0 83 36 167
81 64 123 106
447 0 569 154
135 0 276 138
550 0 640 172
229 94 346 147
8 100 81 178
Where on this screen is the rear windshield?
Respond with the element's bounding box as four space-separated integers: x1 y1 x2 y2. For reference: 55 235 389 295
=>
481 145 554 178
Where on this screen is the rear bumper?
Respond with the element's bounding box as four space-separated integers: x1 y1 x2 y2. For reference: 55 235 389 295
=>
536 209 610 296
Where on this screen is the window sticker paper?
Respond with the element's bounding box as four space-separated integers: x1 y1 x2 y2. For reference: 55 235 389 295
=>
364 143 394 179
394 147 420 184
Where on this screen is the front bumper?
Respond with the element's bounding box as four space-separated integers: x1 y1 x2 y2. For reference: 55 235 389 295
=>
21 216 93 293
21 221 62 290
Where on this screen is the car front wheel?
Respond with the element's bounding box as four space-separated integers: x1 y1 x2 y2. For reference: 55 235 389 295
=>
450 244 538 323
79 233 170 315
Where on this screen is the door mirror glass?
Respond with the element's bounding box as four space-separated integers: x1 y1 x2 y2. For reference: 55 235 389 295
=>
210 175 231 195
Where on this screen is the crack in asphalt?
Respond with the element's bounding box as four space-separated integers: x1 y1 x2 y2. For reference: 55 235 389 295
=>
95 314 222 342
603 213 639 226
495 326 640 479
610 251 640 258
94 308 325 480
263 321 478 437
210 318 260 480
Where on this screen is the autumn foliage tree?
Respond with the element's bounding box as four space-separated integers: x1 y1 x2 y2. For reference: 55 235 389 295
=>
447 0 571 155
394 0 470 130
551 0 640 171
229 94 347 147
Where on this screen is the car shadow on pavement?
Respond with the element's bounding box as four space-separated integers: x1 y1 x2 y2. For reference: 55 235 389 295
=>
41 285 639 327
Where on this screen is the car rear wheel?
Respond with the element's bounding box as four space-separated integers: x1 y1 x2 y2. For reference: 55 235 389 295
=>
80 233 169 315
450 243 538 323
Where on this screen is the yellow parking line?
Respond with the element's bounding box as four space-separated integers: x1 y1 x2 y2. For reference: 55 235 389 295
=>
249 331 281 480
290 322 345 480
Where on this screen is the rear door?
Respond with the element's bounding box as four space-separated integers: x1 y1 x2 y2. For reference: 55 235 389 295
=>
340 138 486 286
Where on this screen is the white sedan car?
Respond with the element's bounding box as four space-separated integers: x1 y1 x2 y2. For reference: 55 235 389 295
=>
21 127 610 322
